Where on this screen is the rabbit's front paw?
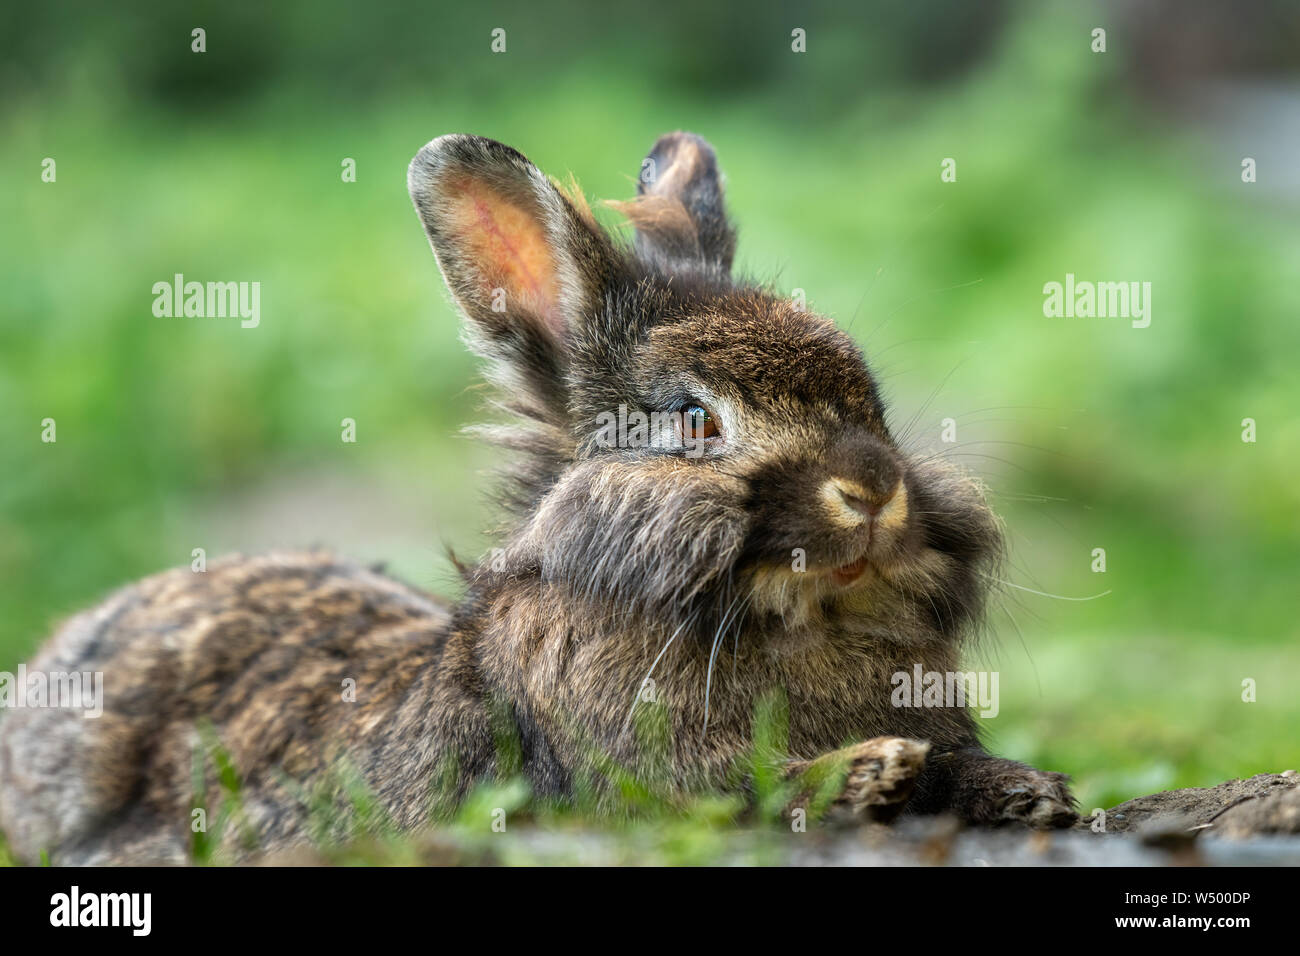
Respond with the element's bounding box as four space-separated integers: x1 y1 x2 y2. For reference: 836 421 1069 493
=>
962 763 1077 829
1000 770 1078 829
836 736 932 822
789 736 930 824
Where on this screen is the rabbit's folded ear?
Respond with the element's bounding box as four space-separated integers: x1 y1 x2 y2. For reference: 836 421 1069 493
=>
614 131 736 274
408 135 615 366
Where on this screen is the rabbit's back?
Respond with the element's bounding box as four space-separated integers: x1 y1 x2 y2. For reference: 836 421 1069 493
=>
0 551 456 863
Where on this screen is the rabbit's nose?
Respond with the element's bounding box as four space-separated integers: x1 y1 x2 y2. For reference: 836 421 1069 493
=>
824 477 901 528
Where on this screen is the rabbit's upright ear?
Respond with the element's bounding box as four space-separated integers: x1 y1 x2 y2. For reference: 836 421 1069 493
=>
615 131 736 274
408 135 615 377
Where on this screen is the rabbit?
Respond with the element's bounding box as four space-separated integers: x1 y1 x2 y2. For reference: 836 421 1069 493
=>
0 131 1075 865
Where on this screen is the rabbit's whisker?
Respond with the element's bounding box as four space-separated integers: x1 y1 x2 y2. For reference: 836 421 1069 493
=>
622 609 699 738
702 588 748 739
982 576 1112 602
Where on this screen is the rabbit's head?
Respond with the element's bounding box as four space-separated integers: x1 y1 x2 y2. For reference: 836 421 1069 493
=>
409 133 1001 649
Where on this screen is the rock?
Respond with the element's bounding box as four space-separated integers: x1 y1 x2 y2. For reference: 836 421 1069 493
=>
1078 772 1299 836
1213 781 1300 838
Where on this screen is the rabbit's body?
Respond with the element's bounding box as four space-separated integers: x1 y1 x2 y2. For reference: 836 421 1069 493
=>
0 132 1075 864
0 553 463 863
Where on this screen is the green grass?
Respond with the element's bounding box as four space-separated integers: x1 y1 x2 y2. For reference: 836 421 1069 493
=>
1 3 1297 861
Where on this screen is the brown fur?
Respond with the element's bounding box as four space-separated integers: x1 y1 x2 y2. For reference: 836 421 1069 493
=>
0 132 1075 864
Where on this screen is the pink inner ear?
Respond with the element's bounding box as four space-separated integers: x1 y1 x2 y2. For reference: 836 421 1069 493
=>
450 176 567 338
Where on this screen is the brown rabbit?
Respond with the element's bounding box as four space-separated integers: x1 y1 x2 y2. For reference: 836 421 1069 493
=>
0 132 1075 864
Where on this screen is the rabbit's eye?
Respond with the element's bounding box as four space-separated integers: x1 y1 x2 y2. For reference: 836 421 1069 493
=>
681 403 719 440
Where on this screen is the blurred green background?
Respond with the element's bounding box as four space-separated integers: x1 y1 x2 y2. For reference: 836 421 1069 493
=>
2 0 1297 812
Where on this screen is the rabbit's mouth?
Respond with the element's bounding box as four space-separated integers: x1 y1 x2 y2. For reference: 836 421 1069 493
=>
832 557 869 586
